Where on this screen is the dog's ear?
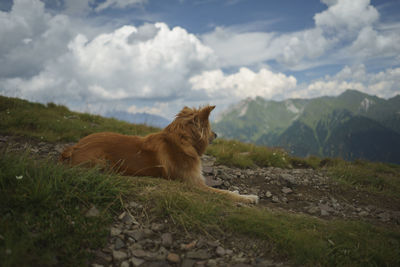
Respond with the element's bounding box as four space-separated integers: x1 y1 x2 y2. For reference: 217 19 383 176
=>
177 106 193 118
199 105 215 121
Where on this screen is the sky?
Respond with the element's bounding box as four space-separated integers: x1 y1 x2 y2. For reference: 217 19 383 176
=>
0 0 400 120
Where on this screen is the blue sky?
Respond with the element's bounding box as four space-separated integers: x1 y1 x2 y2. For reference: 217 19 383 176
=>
0 0 399 119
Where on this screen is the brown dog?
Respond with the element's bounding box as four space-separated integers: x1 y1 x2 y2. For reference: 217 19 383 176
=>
60 105 259 204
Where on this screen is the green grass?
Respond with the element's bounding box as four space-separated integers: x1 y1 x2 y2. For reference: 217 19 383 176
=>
206 138 321 169
0 152 132 266
207 139 400 199
327 159 400 198
125 172 400 266
0 95 158 142
1 95 400 266
2 152 399 266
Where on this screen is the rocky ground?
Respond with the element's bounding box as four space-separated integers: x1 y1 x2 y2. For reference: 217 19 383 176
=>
1 135 400 267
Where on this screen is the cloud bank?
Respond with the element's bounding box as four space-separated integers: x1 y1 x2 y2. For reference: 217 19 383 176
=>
0 0 399 118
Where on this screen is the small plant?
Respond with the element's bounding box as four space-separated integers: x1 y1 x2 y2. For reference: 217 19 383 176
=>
207 139 321 169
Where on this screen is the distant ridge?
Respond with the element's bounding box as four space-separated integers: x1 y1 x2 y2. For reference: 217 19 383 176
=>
105 110 170 129
213 90 400 164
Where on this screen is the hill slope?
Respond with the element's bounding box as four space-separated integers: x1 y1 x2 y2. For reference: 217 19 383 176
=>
214 90 400 163
1 95 400 266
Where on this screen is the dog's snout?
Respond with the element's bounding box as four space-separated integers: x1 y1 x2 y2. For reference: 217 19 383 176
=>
209 131 217 144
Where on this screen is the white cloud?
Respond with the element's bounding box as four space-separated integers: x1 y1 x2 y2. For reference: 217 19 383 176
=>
190 67 297 99
292 64 400 99
95 0 147 12
63 0 93 15
0 0 399 119
0 1 216 116
0 0 75 78
267 28 330 67
63 23 215 99
348 26 400 59
315 0 379 36
127 102 169 116
202 0 400 71
201 27 274 67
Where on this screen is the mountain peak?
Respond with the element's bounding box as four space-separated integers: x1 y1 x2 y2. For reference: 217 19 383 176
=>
214 90 400 163
339 89 369 98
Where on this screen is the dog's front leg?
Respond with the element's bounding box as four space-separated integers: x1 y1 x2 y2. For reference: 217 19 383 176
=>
192 174 259 204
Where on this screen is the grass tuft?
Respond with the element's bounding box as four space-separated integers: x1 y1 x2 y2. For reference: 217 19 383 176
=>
327 159 400 198
207 139 290 169
207 139 321 169
0 151 131 266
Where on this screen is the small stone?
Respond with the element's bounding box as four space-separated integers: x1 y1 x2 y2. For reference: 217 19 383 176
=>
95 251 112 264
167 253 181 263
122 213 137 225
280 173 298 185
151 223 164 232
186 249 210 260
203 166 214 174
120 261 129 267
215 246 225 256
207 259 218 267
110 227 122 237
181 240 197 250
378 212 391 222
118 211 127 220
112 250 128 261
131 249 148 258
320 209 330 216
161 233 173 247
281 187 293 194
232 255 247 263
85 205 100 217
265 191 272 198
181 259 196 267
154 247 168 261
225 249 233 255
271 196 279 203
129 201 142 209
206 240 219 247
130 257 145 267
308 206 319 214
143 229 154 237
127 230 145 241
205 176 223 187
359 211 369 217
114 237 125 250
319 204 334 216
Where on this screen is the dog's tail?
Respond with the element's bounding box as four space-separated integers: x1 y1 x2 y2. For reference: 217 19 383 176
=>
59 145 74 163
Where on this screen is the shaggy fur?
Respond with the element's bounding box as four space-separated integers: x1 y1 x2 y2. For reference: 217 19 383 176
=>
60 105 259 204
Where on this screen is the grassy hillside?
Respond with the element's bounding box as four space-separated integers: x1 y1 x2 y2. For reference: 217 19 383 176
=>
1 95 400 266
0 95 158 142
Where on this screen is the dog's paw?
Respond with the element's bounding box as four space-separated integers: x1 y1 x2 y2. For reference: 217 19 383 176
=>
242 194 259 204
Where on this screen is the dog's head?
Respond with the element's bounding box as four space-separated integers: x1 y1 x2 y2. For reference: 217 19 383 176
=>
166 105 217 155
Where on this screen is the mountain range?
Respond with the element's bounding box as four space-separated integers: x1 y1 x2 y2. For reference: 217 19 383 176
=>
105 110 170 128
213 90 400 164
